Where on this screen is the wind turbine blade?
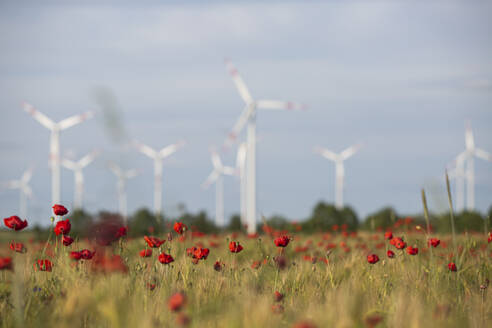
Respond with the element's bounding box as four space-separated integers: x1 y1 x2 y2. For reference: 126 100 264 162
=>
133 140 157 158
159 140 186 158
222 166 237 176
108 161 122 176
236 143 247 169
313 146 338 161
58 111 94 130
21 166 34 183
257 100 307 111
22 102 55 129
62 159 78 170
202 170 219 189
78 150 100 168
224 59 253 104
475 148 492 161
22 185 33 198
1 180 21 189
465 120 475 150
223 104 254 149
211 150 223 169
341 143 362 160
125 169 140 179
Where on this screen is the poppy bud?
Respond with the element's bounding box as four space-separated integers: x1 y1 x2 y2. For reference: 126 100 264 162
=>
387 250 395 258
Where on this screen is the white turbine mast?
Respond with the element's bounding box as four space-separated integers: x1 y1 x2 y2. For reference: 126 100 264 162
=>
236 143 247 226
314 144 362 210
461 121 492 210
202 149 236 227
61 150 100 210
133 140 186 217
108 162 139 222
222 59 305 234
1 166 34 219
22 102 93 205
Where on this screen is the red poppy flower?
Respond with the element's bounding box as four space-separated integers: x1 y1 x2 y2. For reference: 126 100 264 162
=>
193 247 209 260
91 254 128 274
168 292 186 312
52 204 68 216
115 226 128 238
35 259 52 272
406 246 418 255
448 262 457 272
69 251 82 261
292 321 317 328
213 261 223 271
274 236 290 247
176 313 190 326
384 231 393 240
229 241 243 253
271 304 284 314
9 242 26 253
3 215 28 231
428 238 440 248
173 222 187 235
274 291 284 302
80 249 96 260
0 257 13 270
367 254 380 264
144 236 165 248
62 235 74 246
54 219 71 235
387 250 395 258
158 252 174 264
390 237 406 250
139 249 152 257
147 283 156 291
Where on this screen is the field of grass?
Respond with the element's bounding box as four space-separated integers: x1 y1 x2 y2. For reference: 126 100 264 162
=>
1 220 491 328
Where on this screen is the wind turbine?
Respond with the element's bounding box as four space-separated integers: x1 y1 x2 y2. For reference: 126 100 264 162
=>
314 144 362 210
108 162 139 221
22 102 93 205
133 140 185 217
61 150 100 209
462 121 492 210
1 167 34 219
236 143 247 226
447 151 467 212
202 149 236 227
222 59 305 234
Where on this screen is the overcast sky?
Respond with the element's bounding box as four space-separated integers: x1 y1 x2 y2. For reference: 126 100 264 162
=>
1 1 491 226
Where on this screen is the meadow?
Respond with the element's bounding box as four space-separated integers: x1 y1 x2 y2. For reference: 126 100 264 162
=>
0 205 491 328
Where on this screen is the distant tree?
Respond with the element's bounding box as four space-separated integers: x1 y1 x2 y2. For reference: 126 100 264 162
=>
180 210 218 234
454 210 485 232
227 214 243 232
69 209 94 237
302 201 359 232
128 208 164 237
362 207 396 230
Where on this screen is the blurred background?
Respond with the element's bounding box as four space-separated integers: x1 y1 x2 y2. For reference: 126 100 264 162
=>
0 0 491 229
